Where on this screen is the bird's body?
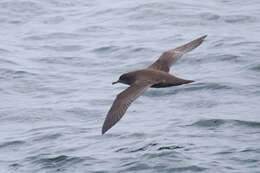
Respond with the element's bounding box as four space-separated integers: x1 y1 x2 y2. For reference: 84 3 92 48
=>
102 35 207 134
120 69 193 88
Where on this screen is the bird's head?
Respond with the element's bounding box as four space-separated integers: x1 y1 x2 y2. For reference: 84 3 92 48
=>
112 73 134 85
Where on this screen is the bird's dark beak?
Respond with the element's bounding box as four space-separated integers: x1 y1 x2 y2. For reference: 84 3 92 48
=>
112 80 119 85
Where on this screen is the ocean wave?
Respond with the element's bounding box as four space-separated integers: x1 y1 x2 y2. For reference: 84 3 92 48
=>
145 82 232 97
0 58 18 65
166 165 207 172
0 68 37 80
93 46 119 53
0 140 26 149
0 1 45 15
23 33 83 41
34 56 85 66
42 45 84 52
223 15 256 23
29 154 86 170
115 143 157 153
248 64 260 72
190 119 260 128
116 143 183 153
158 145 183 151
32 133 62 142
0 48 11 54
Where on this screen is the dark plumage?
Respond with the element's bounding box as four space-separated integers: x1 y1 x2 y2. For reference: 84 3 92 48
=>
102 35 207 134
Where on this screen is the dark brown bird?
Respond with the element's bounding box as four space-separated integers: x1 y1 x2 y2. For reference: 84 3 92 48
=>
102 35 207 134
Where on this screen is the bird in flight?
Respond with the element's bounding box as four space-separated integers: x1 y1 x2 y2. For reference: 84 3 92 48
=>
102 35 207 134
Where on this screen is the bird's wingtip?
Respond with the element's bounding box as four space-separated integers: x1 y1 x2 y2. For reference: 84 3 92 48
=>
102 124 109 135
101 127 106 135
201 35 207 39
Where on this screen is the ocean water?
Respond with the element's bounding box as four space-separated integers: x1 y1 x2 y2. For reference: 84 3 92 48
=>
1 0 260 172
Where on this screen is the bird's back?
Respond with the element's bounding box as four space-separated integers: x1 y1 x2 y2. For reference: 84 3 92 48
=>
130 69 193 88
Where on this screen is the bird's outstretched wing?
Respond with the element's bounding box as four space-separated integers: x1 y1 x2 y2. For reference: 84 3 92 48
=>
102 82 151 134
148 35 207 72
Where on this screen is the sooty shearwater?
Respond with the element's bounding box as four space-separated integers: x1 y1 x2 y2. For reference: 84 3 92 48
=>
102 35 207 134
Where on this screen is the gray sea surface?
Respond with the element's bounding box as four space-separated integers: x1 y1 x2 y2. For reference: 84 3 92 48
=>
1 0 260 172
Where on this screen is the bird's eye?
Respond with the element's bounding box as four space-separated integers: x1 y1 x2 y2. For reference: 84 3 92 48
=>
120 76 125 81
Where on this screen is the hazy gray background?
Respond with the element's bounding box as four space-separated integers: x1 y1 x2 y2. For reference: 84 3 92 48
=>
0 0 260 172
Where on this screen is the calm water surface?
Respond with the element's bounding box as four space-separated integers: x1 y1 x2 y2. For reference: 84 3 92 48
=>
0 0 260 172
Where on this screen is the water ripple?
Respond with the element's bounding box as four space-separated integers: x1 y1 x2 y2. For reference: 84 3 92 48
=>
42 45 84 52
146 82 232 97
93 45 119 53
0 140 26 149
0 68 36 80
116 143 184 153
29 155 86 171
158 145 183 151
190 119 260 128
24 33 83 41
166 165 207 172
223 15 257 23
248 64 260 72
